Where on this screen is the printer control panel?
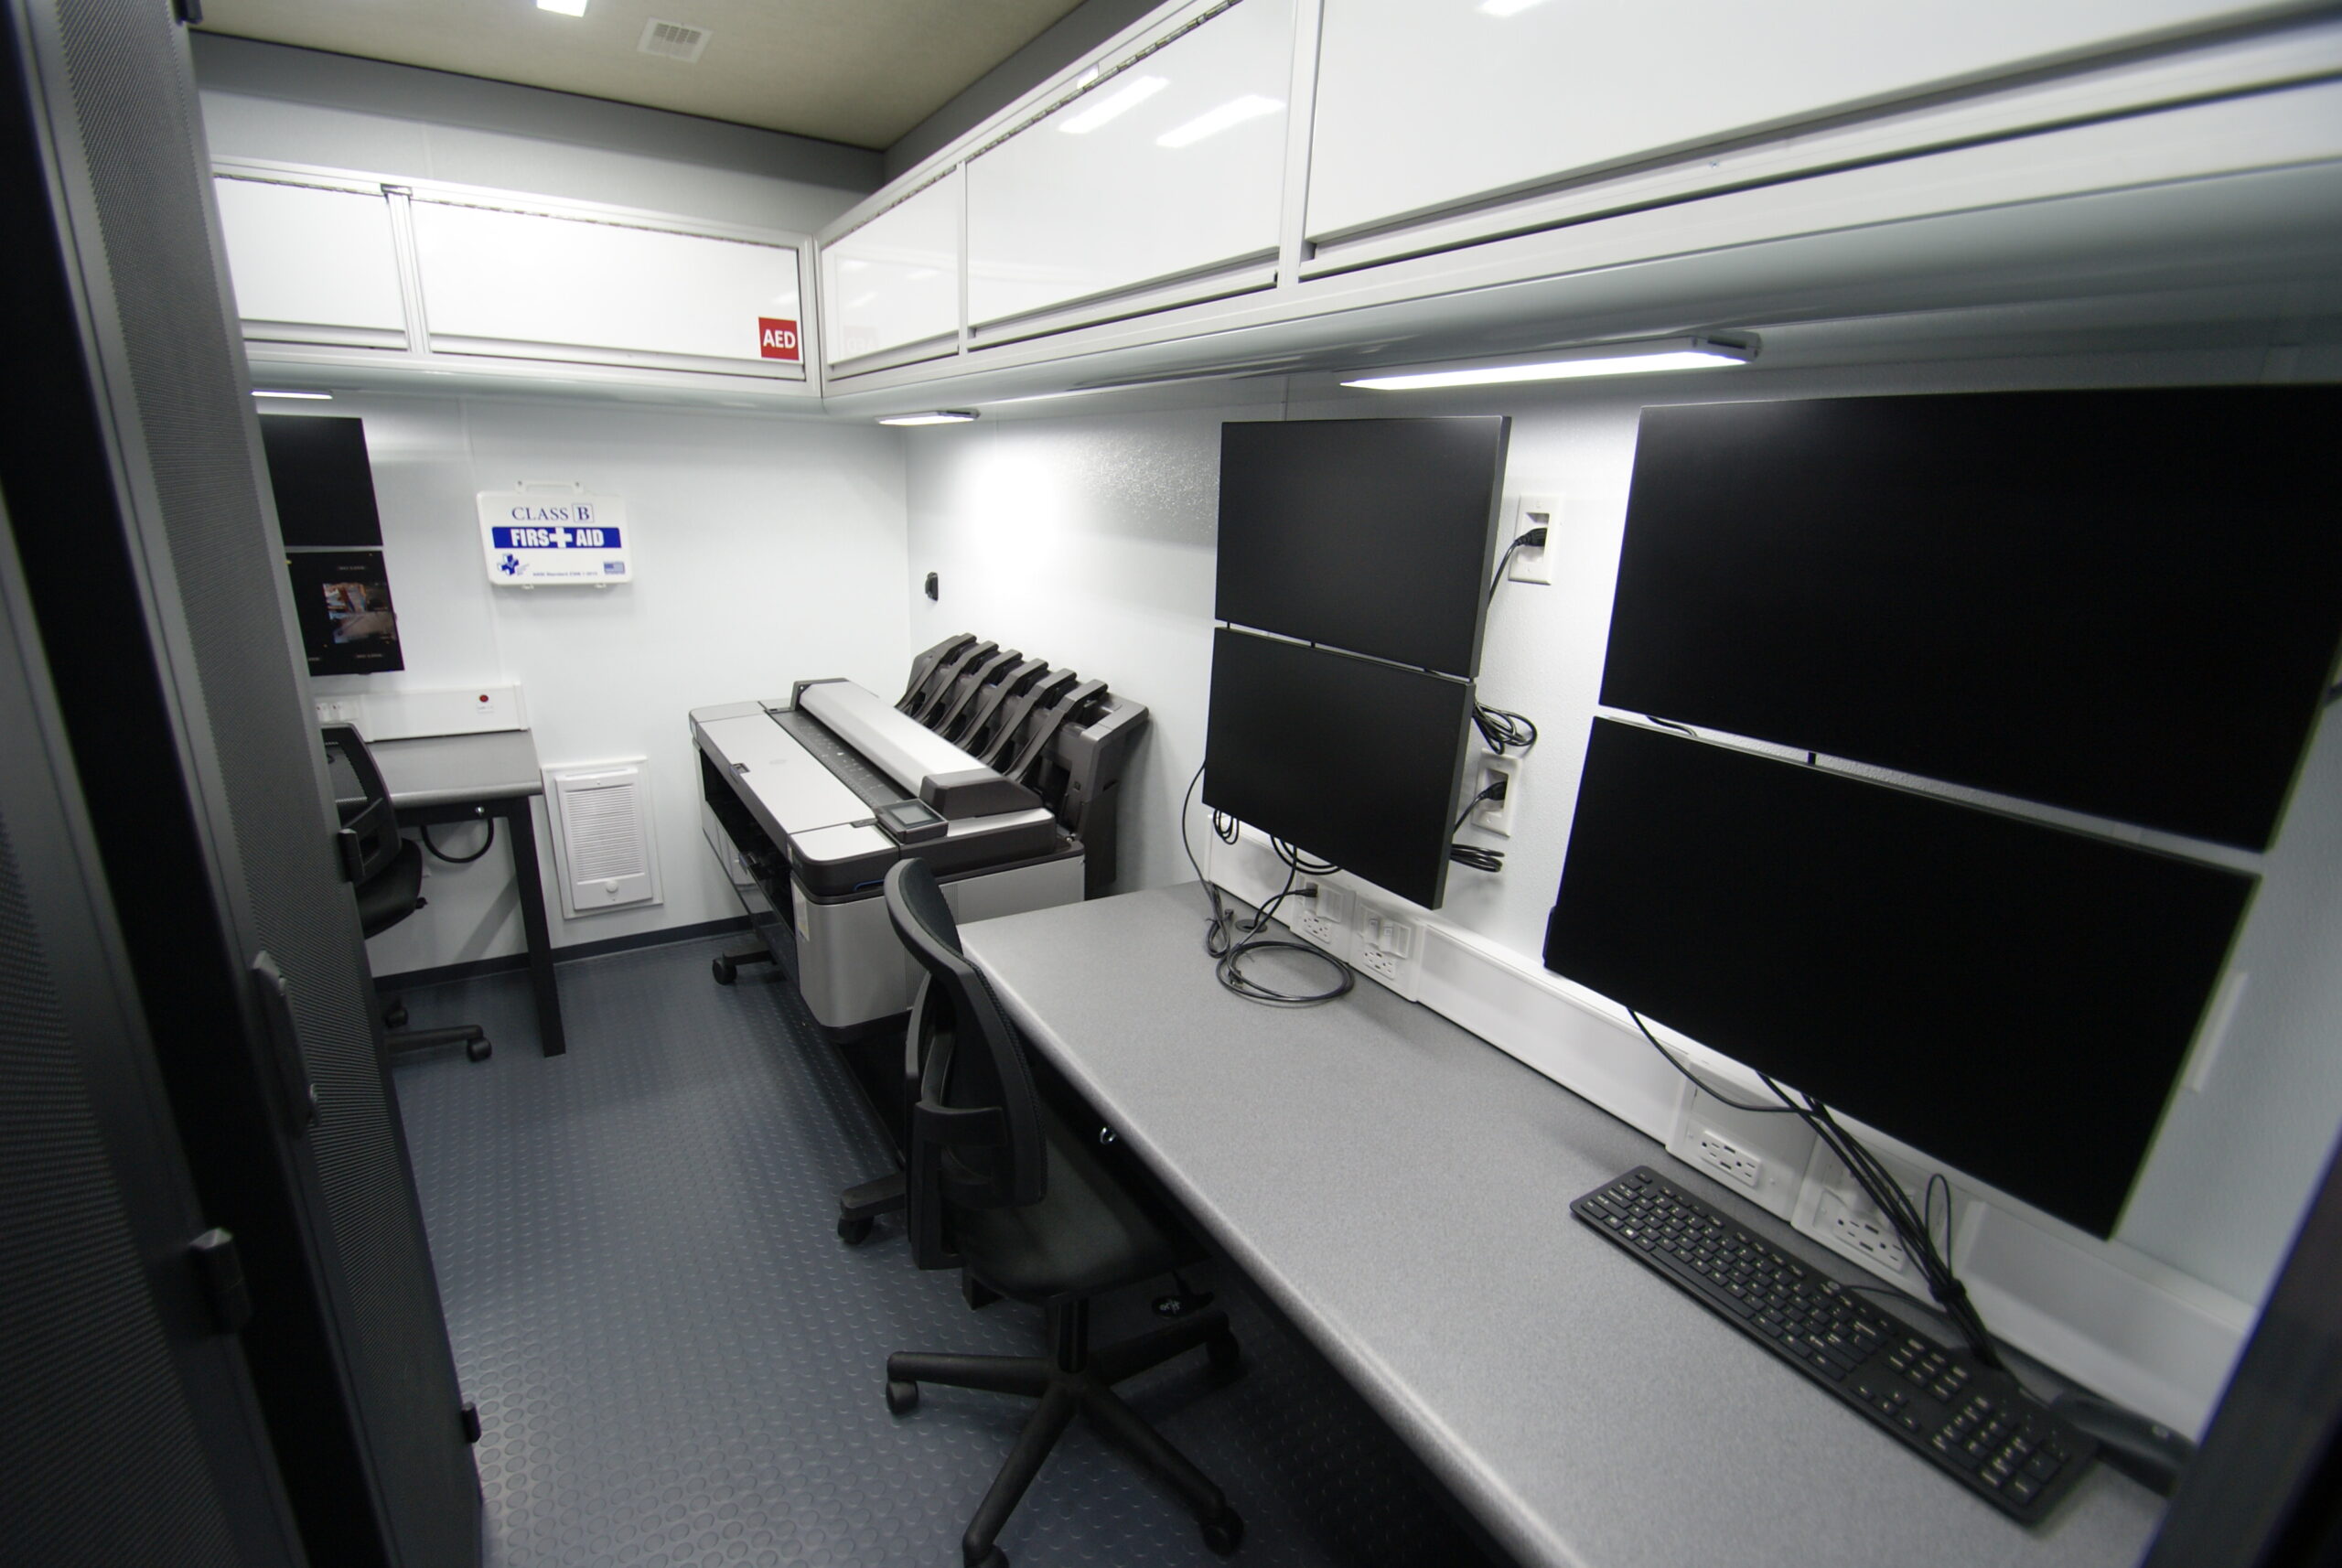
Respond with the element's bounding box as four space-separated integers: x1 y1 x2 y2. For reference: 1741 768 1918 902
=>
875 799 948 844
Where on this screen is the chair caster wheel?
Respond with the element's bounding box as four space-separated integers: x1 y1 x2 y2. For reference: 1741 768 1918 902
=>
886 1379 919 1416
837 1216 875 1246
381 1003 408 1029
963 1547 1006 1568
1207 1330 1241 1375
467 1038 492 1063
1202 1507 1243 1556
712 956 736 985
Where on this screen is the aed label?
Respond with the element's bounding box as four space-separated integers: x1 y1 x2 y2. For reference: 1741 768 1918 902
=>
757 317 800 361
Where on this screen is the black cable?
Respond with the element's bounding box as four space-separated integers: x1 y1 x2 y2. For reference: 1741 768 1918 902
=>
1179 763 1353 1007
1472 703 1538 756
1623 1006 2004 1372
1448 844 1504 872
420 817 497 865
1486 525 1549 605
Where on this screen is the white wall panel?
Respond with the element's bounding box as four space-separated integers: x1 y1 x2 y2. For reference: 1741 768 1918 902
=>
823 171 962 366
411 200 802 366
213 176 405 335
1307 0 2303 240
966 0 1293 329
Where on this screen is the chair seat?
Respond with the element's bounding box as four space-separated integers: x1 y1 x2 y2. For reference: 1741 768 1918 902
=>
355 838 423 939
954 1106 1188 1305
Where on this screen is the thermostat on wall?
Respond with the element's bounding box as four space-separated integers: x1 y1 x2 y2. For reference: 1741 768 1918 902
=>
478 484 631 587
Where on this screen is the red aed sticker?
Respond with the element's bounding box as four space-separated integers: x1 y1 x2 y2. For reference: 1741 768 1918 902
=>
757 317 800 361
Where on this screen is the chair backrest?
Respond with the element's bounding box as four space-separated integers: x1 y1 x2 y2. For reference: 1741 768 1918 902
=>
884 857 1047 1267
321 724 403 886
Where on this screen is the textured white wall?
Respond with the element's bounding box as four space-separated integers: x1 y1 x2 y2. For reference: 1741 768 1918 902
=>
902 352 2342 1308
297 396 908 975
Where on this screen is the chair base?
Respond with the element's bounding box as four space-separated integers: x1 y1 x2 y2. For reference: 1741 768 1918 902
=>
711 945 775 986
837 1170 905 1244
886 1298 1243 1568
387 1023 490 1063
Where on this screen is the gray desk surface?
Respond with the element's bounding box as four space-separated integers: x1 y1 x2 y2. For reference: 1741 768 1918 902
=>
960 885 2165 1568
369 729 543 808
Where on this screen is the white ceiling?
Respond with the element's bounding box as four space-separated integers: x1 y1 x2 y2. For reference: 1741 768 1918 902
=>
194 0 1090 150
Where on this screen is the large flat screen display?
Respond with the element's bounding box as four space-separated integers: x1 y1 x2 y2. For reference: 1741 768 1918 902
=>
1543 720 2255 1239
1601 388 2342 851
1204 628 1473 908
1215 416 1509 678
259 414 383 548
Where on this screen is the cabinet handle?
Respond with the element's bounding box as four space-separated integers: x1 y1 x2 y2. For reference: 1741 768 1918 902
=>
249 952 317 1133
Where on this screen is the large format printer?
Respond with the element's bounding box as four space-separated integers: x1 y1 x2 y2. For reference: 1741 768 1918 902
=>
694 635 1147 1055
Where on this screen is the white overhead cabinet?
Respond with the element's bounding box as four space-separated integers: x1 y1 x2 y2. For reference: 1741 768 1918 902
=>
213 175 407 349
409 199 807 377
964 0 1294 340
821 168 962 371
1305 0 2312 244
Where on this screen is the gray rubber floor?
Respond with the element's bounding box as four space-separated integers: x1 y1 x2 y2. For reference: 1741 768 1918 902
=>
389 931 1503 1568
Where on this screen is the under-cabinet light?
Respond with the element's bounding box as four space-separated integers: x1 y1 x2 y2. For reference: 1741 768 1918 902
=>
252 389 333 400
537 0 589 16
877 411 980 427
1341 337 1756 391
1059 75 1167 135
1155 94 1282 149
1478 0 1552 16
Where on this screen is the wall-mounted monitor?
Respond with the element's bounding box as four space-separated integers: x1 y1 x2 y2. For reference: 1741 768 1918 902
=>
259 414 383 548
1204 628 1472 908
1543 720 2255 1238
1601 388 2342 851
285 552 403 677
1215 416 1509 679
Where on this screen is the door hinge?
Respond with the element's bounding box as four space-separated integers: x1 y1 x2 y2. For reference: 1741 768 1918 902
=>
188 1228 252 1334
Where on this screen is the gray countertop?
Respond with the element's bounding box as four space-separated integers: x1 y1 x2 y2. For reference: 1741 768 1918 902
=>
960 884 2164 1568
369 729 543 807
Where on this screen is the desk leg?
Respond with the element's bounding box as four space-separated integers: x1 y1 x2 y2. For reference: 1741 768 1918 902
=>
504 796 567 1057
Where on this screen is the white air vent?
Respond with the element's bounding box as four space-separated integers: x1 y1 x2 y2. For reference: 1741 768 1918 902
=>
638 18 711 62
544 760 662 918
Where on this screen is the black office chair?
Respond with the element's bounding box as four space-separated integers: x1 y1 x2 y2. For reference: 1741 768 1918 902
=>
325 725 490 1064
877 857 1243 1568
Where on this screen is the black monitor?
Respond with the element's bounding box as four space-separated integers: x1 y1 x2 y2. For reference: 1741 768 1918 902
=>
1601 388 2342 851
1203 628 1472 908
1215 417 1509 678
258 414 384 548
1543 720 2255 1238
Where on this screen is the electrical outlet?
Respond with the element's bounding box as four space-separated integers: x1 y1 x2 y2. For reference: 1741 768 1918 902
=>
1814 1187 1908 1276
1507 494 1559 585
315 696 359 725
1470 754 1520 838
1352 908 1420 997
1293 884 1349 950
1694 1128 1762 1190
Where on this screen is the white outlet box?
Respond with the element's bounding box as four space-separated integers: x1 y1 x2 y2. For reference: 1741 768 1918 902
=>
1506 494 1560 585
1815 1187 1910 1276
1469 753 1520 838
1293 884 1349 951
1353 904 1423 999
310 683 526 740
1694 1128 1763 1189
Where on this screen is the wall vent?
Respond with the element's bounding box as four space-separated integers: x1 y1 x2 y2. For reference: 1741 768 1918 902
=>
544 760 663 918
638 19 711 62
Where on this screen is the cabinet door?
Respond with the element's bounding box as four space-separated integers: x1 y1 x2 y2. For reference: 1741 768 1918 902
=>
966 0 1293 336
1307 0 2301 242
213 177 407 348
411 200 806 374
823 169 962 371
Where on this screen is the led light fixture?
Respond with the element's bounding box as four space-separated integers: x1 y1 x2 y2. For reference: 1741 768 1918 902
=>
1058 74 1167 134
1478 0 1552 16
1341 337 1756 391
1155 94 1282 149
538 0 590 16
877 411 980 427
252 389 333 400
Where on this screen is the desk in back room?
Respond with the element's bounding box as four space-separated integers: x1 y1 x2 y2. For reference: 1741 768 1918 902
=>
362 729 566 1057
958 884 2165 1568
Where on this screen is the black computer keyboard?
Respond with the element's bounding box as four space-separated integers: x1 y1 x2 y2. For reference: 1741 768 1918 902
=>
1574 1165 2097 1524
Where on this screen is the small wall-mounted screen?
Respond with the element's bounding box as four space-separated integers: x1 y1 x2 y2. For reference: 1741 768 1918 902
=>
259 414 384 548
1215 417 1509 679
285 552 403 676
1203 627 1472 909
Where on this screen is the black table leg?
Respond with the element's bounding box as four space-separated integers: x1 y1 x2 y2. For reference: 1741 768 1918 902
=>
500 795 566 1057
